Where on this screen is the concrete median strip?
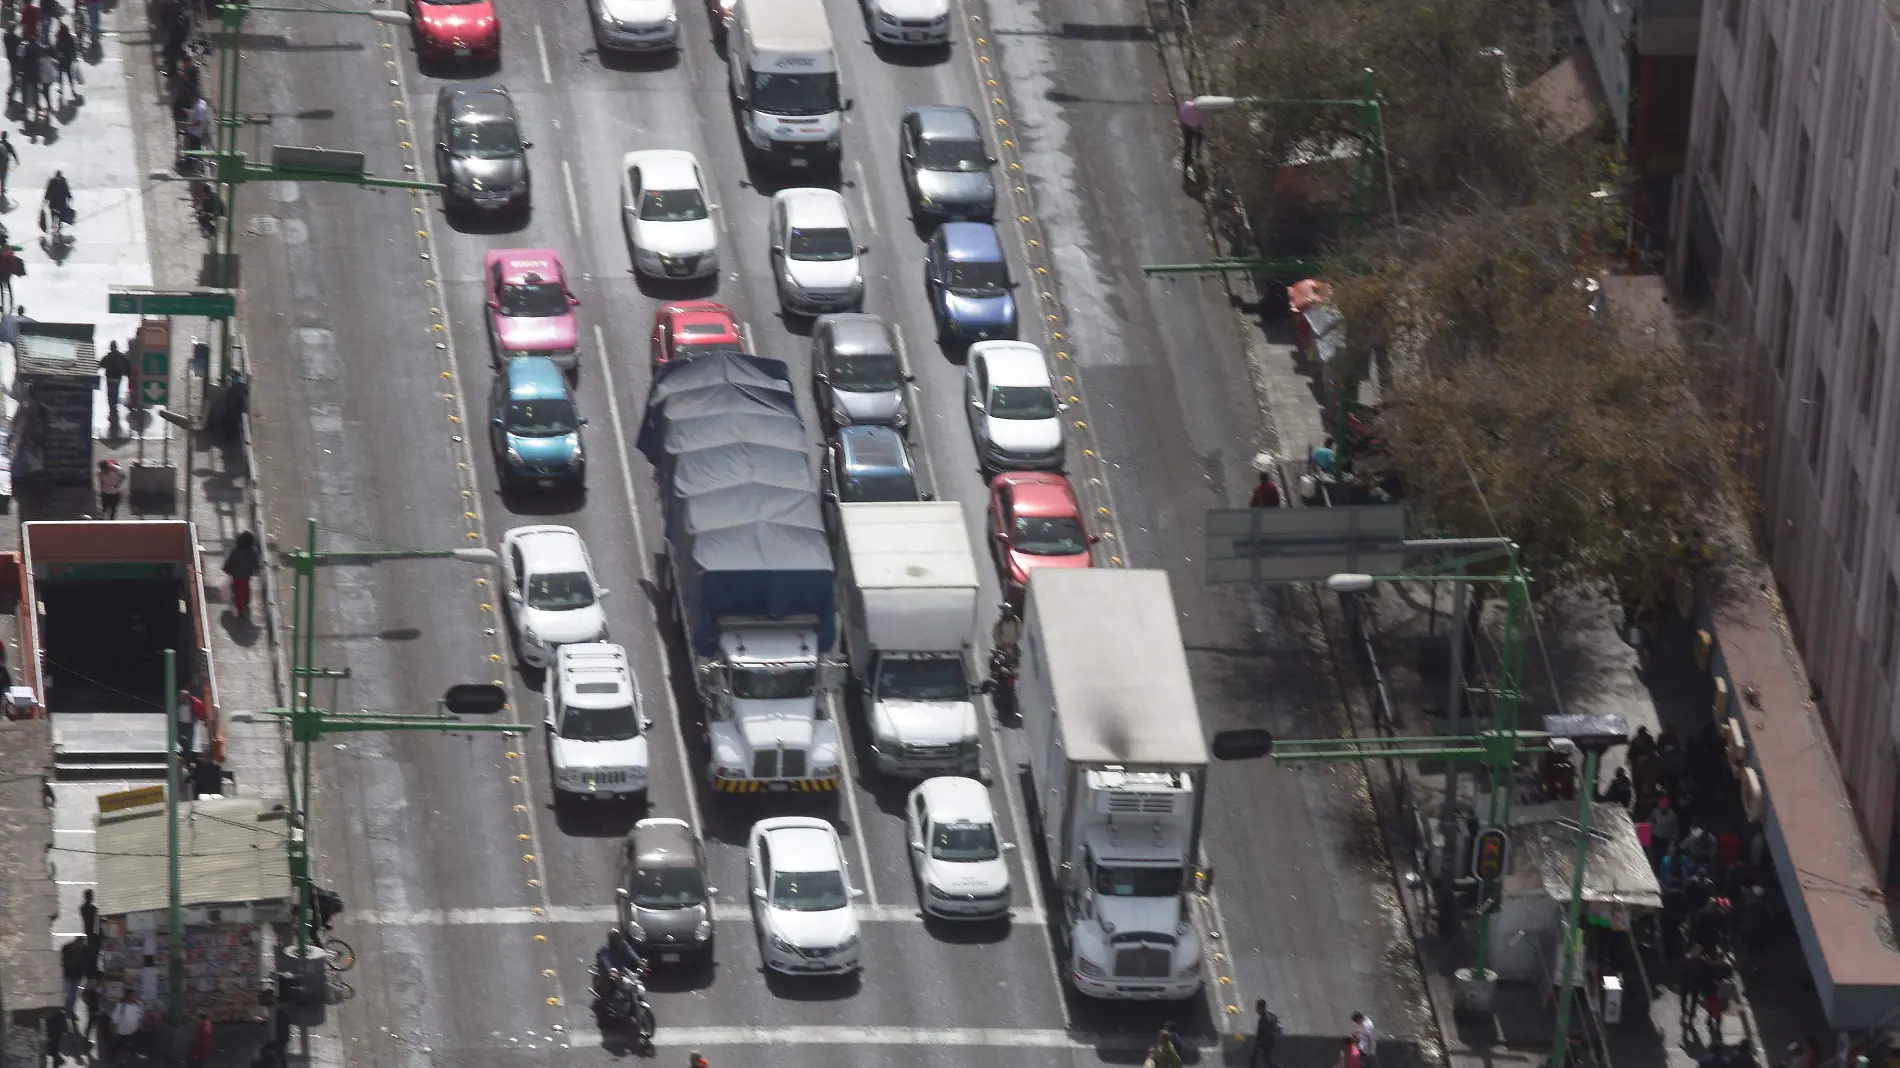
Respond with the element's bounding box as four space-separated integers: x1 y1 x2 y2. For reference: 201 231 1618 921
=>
354 903 1046 926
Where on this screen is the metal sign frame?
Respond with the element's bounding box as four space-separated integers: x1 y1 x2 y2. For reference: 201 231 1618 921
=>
1204 504 1407 584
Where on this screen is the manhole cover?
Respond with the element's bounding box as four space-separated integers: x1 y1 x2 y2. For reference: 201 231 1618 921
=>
247 215 281 236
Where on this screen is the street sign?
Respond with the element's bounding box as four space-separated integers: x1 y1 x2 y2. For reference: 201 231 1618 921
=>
1204 504 1407 584
1472 825 1509 881
98 784 167 813
272 145 366 177
141 378 170 407
107 289 236 318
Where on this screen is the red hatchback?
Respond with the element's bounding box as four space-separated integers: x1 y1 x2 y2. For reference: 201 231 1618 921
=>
987 472 1095 603
650 301 745 374
411 0 499 60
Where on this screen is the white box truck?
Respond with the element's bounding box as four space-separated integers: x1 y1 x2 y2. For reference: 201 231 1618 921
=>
837 501 982 776
1019 568 1208 1001
728 0 844 170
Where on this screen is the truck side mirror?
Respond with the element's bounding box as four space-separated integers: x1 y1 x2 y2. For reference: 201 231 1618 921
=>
1002 842 1017 852
615 887 630 899
543 715 556 729
752 887 767 900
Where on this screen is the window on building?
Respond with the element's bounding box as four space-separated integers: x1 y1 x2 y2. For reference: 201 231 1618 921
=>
1792 128 1812 222
1710 91 1732 188
1845 470 1865 574
1775 275 1796 376
1807 368 1829 470
1813 0 1833 83
1826 224 1847 320
1882 574 1899 671
1756 35 1780 127
1862 317 1883 418
1744 184 1763 282
1845 80 1867 160
1884 171 1900 257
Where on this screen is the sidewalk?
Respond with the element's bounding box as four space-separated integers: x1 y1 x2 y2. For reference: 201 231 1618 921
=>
0 2 289 1065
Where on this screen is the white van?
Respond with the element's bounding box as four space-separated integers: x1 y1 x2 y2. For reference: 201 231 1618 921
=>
728 0 844 169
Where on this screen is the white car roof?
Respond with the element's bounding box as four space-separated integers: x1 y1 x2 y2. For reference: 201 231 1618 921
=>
556 643 639 711
755 817 842 872
508 525 588 572
916 776 994 824
625 150 701 191
975 342 1052 388
776 188 851 230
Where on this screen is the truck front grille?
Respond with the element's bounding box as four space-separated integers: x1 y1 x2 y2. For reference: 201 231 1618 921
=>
1112 945 1174 978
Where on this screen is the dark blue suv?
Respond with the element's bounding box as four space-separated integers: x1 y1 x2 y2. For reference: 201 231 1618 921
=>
925 222 1017 345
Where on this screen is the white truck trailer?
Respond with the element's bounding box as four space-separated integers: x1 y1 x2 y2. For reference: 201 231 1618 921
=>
1019 568 1208 1001
837 501 982 776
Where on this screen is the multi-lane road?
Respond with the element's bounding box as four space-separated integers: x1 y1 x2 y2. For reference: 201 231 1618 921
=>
232 0 1435 1060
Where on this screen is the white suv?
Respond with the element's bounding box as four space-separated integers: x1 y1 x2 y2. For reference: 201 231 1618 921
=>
545 643 650 801
770 188 866 317
747 817 864 974
501 525 610 669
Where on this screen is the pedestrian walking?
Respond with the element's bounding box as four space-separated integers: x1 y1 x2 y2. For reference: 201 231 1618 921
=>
43 1007 67 1068
1598 766 1634 806
188 1015 214 1068
101 341 131 420
1649 794 1680 860
108 990 143 1061
1705 957 1736 1044
33 51 54 123
79 983 102 1049
78 0 98 47
58 938 85 1018
1350 1012 1376 1068
176 686 205 753
1679 944 1707 1034
1177 96 1205 173
224 530 261 617
21 1 41 45
181 93 209 165
95 457 123 518
1335 1036 1363 1068
53 22 74 98
0 132 20 206
269 996 291 1064
1250 999 1283 1068
1248 469 1281 507
40 0 62 34
3 29 18 106
79 886 100 961
0 245 23 310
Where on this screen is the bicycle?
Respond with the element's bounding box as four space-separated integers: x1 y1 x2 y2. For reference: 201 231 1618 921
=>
312 928 354 972
323 974 355 1005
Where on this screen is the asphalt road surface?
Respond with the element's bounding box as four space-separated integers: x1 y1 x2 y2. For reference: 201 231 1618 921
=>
236 0 1435 1059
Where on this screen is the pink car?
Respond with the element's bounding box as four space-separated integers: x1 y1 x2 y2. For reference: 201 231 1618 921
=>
485 249 580 373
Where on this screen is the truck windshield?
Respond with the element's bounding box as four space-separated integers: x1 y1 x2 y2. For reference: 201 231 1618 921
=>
878 658 969 702
560 704 640 742
1092 862 1183 897
731 665 817 700
750 71 840 116
931 822 999 862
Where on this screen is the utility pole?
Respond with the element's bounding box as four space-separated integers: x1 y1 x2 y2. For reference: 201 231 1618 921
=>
163 648 183 1027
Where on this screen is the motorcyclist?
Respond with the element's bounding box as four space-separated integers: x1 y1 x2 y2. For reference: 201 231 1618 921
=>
592 928 645 1011
988 603 1021 695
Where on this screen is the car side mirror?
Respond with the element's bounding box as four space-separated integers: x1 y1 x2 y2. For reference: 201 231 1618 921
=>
771 244 785 255
597 587 611 598
920 492 935 502
506 589 523 602
705 885 719 896
986 155 998 165
616 887 630 899
568 294 580 306
1057 402 1071 413
824 490 839 502
814 372 829 384
491 416 505 428
849 887 866 899
752 887 767 900
903 372 916 383
970 399 985 411
642 716 654 731
1007 280 1020 289
978 678 995 695
436 142 449 152
843 98 856 111
522 140 534 149
858 244 871 254
902 150 915 162
486 299 500 311
578 417 589 426
1003 841 1018 852
909 841 925 852
543 715 556 729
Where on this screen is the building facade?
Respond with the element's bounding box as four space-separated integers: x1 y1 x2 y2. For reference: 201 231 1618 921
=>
1675 0 1900 880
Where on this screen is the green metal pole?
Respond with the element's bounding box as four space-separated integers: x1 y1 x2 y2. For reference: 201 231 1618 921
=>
214 2 245 379
1547 748 1600 1068
1471 551 1529 980
293 518 318 954
164 648 184 1026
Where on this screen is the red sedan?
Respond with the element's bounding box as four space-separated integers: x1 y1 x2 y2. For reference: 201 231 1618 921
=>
411 0 499 61
987 472 1095 603
650 301 745 373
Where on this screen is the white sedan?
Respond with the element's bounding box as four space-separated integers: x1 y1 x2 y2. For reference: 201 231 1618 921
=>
500 525 610 669
622 150 719 280
748 817 864 975
591 0 678 51
862 0 948 46
770 188 865 317
907 777 1014 919
965 340 1066 473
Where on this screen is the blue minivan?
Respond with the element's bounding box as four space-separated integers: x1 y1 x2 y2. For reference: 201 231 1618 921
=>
925 222 1017 344
489 356 586 490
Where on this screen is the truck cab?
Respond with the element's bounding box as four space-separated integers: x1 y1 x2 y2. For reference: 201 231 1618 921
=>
545 643 650 801
1063 770 1204 999
728 0 844 170
702 627 843 791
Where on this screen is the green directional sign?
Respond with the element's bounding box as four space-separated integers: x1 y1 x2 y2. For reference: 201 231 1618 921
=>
140 377 170 407
107 290 236 318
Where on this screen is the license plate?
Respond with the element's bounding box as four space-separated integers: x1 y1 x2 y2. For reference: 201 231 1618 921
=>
454 46 471 55
789 158 809 168
768 781 789 792
660 953 681 963
538 479 555 487
904 31 927 40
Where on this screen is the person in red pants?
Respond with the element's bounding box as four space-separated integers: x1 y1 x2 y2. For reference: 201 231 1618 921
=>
223 531 261 618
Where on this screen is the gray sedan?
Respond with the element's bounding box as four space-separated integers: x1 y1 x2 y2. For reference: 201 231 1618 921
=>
812 314 913 432
899 106 997 222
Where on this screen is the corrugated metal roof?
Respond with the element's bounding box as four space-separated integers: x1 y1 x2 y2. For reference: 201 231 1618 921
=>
1507 800 1662 910
14 322 98 380
94 796 291 916
0 718 61 1015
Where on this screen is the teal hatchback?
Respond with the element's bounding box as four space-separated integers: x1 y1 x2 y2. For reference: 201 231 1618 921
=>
489 356 586 489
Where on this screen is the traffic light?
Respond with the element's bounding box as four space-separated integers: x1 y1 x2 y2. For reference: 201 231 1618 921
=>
1471 826 1509 881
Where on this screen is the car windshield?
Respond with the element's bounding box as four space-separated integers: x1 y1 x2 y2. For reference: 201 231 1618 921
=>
500 282 567 317
730 666 817 700
987 385 1056 420
1012 515 1087 556
917 138 987 171
448 116 520 159
1092 863 1184 897
640 186 708 222
560 703 640 742
525 570 594 610
633 866 706 908
931 822 1000 862
789 227 856 262
947 260 1010 296
828 352 901 392
877 657 969 702
750 71 841 116
771 869 849 911
841 466 918 503
506 399 577 437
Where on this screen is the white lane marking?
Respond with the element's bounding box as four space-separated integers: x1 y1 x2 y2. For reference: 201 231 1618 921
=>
852 158 879 237
535 23 554 83
562 160 583 239
356 903 1043 925
562 1026 1114 1050
594 323 704 838
827 689 878 907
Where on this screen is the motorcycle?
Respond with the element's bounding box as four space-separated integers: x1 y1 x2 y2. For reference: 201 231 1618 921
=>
592 965 656 1043
986 645 1018 718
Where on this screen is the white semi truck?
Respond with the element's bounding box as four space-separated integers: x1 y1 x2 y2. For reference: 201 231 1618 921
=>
836 501 982 776
1019 568 1208 1001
